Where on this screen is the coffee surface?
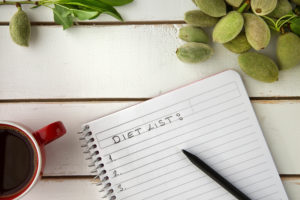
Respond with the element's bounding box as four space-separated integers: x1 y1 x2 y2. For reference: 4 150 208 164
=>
0 127 35 197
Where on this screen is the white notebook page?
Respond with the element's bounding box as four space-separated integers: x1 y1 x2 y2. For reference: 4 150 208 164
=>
86 70 288 200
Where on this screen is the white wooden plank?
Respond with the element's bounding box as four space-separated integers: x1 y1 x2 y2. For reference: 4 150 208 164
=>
283 178 300 200
0 25 299 99
0 101 299 175
0 0 195 22
253 101 300 175
22 178 104 200
21 177 300 200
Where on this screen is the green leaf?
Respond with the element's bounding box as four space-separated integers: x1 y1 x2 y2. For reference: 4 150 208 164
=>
53 4 74 30
73 9 100 20
31 5 41 9
97 0 134 6
58 4 100 20
86 11 101 20
290 17 300 36
53 0 123 21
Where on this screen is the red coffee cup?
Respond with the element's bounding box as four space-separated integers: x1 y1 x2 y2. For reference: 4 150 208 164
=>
0 121 66 200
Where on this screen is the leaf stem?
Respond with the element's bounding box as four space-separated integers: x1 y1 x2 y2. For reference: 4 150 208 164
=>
261 15 276 27
278 15 297 29
262 13 298 33
238 0 250 13
0 1 39 6
275 14 294 27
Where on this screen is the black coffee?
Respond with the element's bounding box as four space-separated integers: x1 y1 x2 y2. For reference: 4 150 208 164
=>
0 126 36 197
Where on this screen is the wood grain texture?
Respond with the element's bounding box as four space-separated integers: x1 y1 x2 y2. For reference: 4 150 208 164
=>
0 1 299 199
0 0 195 22
283 178 300 200
22 178 104 200
20 177 300 200
0 101 299 175
0 25 299 99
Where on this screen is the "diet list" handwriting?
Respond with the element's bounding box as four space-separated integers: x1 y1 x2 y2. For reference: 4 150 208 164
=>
111 113 183 145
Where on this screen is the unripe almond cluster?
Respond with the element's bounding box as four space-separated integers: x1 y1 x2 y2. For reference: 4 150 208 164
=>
177 0 300 83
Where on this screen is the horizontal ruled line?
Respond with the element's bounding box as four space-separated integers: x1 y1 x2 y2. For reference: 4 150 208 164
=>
146 155 270 200
117 159 187 184
121 175 206 200
257 191 278 200
211 146 261 167
185 186 222 200
218 154 264 172
155 161 270 200
202 139 258 160
103 92 241 151
99 85 238 143
116 133 256 186
110 122 251 177
227 162 268 180
233 169 270 184
160 153 266 200
94 82 237 140
241 176 273 190
204 192 228 200
251 184 276 195
144 178 213 200
115 153 181 176
109 116 249 171
106 102 243 159
117 143 264 199
144 159 267 200
124 165 192 190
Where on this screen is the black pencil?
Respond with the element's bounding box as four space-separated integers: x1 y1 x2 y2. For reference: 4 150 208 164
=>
182 149 251 200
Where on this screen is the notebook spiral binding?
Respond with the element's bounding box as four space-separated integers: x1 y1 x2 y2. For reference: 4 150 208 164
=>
78 125 116 200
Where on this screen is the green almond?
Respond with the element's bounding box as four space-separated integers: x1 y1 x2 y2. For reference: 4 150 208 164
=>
244 13 270 50
194 0 227 17
223 33 252 54
176 42 214 63
184 10 219 27
238 52 279 83
251 0 278 16
277 32 300 70
179 26 209 43
225 0 243 7
269 0 292 18
213 11 244 43
9 8 31 47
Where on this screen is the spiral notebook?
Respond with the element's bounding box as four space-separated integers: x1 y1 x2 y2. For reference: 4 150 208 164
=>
78 70 288 200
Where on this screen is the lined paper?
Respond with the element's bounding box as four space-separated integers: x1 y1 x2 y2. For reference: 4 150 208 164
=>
86 70 288 200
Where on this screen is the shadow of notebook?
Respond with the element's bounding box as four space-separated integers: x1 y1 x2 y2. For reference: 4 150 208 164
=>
79 70 288 200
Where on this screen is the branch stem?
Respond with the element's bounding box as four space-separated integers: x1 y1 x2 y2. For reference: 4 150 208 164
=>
238 0 250 13
0 1 38 5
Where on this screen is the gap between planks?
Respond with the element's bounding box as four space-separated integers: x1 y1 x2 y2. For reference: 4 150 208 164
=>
0 97 300 104
0 21 185 26
41 175 300 181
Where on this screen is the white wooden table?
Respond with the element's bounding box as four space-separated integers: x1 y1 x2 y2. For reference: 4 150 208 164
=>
0 0 300 199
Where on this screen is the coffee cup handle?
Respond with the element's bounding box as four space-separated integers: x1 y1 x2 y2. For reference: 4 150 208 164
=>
33 121 66 145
